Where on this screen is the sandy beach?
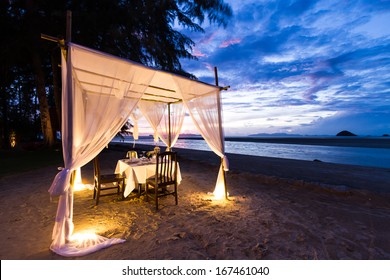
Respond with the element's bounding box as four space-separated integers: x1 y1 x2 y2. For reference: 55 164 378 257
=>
1 143 390 260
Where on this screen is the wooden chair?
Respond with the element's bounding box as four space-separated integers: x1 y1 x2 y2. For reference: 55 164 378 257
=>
145 151 178 210
93 156 125 205
126 150 138 159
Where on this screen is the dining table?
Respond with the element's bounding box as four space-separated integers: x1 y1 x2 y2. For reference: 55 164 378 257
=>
115 157 182 198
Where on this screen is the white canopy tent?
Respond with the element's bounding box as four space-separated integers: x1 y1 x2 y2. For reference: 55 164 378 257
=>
48 43 229 257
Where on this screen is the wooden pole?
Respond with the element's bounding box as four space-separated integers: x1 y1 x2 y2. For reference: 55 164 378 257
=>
214 67 219 87
65 10 77 188
168 103 172 150
66 10 72 43
214 67 228 200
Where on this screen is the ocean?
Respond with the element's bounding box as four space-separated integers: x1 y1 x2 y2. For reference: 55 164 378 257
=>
111 136 390 169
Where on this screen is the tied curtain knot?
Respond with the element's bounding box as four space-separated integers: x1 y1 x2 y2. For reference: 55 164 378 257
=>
222 155 229 171
49 168 72 197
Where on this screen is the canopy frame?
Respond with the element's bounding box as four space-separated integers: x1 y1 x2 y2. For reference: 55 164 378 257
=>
45 26 229 257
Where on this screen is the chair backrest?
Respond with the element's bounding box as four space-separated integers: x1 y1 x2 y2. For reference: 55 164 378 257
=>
126 150 138 159
155 151 177 185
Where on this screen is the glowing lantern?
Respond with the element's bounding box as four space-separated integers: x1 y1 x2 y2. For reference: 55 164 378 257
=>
73 168 86 191
213 180 226 200
9 131 16 148
212 166 228 200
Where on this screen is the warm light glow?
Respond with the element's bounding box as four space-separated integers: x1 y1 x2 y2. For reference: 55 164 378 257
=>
213 182 226 200
72 168 93 191
205 191 230 205
9 131 16 148
67 231 107 249
212 179 229 200
69 231 99 242
73 183 89 191
211 166 229 200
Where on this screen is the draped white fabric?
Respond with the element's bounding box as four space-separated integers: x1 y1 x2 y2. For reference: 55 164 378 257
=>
183 93 229 196
175 78 229 196
183 93 228 169
49 44 153 256
157 102 186 150
49 43 226 257
130 107 143 141
138 100 167 143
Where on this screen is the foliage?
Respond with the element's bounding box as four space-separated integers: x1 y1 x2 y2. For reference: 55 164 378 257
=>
117 119 134 140
0 0 232 148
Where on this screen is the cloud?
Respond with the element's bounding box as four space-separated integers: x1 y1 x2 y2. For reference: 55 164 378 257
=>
180 0 390 135
202 62 213 71
192 48 207 57
219 38 241 48
295 111 390 135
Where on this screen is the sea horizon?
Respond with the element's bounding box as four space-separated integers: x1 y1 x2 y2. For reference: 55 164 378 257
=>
111 135 390 169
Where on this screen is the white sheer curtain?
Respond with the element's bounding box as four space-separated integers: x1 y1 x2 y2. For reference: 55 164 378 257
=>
138 100 167 143
48 44 154 257
176 78 229 197
184 92 228 169
130 107 143 147
48 42 226 257
157 102 185 150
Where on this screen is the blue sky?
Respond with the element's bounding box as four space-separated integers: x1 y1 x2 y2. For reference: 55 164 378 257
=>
178 0 390 136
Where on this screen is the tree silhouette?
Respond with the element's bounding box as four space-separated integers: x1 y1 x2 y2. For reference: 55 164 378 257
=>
1 0 232 148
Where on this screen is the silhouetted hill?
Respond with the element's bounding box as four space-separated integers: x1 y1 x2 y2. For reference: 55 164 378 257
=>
179 134 202 138
248 133 302 137
336 130 357 136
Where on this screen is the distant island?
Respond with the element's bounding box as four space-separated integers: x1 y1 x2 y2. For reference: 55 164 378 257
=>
250 131 363 137
179 133 202 138
248 133 302 137
336 130 357 136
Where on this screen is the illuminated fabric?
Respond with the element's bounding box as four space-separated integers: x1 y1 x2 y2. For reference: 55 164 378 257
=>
129 107 142 141
138 100 167 143
49 43 227 257
157 102 186 150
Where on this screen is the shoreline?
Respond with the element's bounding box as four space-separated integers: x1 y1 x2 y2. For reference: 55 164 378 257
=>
177 136 390 149
110 143 390 194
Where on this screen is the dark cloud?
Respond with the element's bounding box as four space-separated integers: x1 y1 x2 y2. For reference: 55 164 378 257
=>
327 44 390 69
296 111 390 135
181 0 390 135
268 0 319 31
359 0 390 11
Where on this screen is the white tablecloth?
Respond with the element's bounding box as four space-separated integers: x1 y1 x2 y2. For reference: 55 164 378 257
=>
115 158 182 197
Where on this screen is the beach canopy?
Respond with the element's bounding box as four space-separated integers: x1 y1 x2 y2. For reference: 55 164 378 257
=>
48 43 228 257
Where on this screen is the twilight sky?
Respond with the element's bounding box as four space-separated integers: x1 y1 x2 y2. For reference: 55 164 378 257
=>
178 0 390 136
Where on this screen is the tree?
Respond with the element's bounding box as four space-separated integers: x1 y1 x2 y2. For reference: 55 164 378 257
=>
1 0 232 147
1 0 62 147
69 0 232 76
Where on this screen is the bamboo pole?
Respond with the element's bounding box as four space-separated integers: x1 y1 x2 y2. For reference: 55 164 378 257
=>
214 67 228 200
168 103 172 150
66 10 72 43
64 10 77 188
